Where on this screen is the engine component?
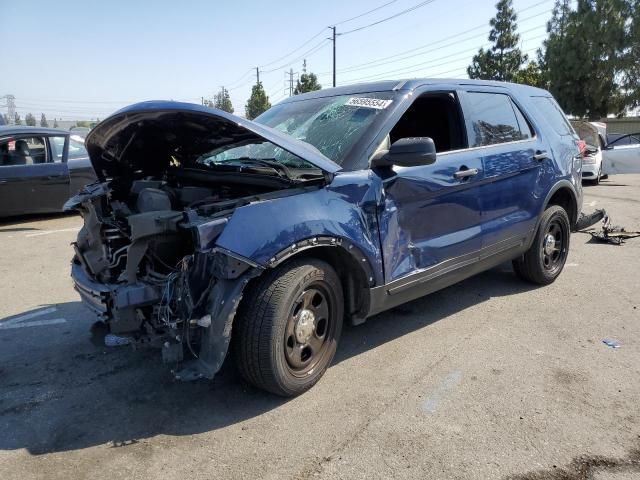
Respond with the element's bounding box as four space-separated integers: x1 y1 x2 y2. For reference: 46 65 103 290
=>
136 188 172 212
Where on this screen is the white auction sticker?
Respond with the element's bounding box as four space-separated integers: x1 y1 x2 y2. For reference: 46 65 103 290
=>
345 97 393 109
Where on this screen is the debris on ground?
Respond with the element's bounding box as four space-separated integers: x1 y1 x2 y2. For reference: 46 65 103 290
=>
602 339 621 348
104 334 131 347
578 210 640 245
575 209 607 231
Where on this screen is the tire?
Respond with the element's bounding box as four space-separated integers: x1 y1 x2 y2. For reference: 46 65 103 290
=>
233 259 344 397
593 166 601 185
512 205 570 285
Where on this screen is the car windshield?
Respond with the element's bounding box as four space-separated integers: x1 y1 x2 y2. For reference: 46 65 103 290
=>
253 92 396 165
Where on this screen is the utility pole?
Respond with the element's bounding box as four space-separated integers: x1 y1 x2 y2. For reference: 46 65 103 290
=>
2 95 15 125
256 67 260 84
289 69 294 96
330 26 336 87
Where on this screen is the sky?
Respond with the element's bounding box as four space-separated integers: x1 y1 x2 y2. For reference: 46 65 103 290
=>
0 0 554 121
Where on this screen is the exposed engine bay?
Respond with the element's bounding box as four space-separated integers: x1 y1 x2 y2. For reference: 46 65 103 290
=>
66 103 338 382
69 172 321 380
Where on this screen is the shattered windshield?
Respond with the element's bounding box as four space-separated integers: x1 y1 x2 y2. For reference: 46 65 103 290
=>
254 92 396 165
195 139 315 170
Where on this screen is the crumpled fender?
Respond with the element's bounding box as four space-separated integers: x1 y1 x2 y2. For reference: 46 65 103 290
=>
214 170 385 286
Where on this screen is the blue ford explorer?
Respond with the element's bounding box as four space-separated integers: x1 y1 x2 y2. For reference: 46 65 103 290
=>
67 79 583 396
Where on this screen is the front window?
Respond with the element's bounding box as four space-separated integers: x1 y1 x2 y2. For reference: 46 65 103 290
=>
0 136 48 165
253 92 396 165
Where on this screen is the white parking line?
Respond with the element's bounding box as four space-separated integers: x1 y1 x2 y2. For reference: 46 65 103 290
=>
421 369 462 414
0 307 67 330
588 200 598 207
0 318 67 330
1 307 57 324
25 227 80 237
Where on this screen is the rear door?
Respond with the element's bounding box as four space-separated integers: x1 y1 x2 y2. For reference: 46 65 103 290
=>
0 134 70 216
458 89 545 250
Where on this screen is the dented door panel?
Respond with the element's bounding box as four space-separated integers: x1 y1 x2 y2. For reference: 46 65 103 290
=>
376 150 484 284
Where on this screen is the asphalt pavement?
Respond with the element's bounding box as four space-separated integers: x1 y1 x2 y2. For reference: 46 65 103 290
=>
1 176 639 480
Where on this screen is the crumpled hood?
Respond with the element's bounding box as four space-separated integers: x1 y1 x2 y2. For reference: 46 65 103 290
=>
85 101 341 181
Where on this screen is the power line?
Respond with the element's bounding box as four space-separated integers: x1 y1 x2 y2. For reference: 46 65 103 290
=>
317 2 553 76
260 39 331 74
338 37 545 85
334 0 400 25
338 0 437 36
258 29 328 69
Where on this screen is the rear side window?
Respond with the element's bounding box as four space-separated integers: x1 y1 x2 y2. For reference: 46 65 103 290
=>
462 92 533 147
530 96 574 136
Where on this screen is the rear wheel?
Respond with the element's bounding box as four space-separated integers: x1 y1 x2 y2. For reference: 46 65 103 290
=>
513 205 570 285
233 259 343 396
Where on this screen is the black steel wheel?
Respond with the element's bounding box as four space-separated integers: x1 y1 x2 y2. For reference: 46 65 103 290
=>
233 259 343 397
513 205 570 285
540 217 568 276
284 285 337 376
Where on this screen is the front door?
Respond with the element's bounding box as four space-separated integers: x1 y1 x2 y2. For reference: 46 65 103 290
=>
0 135 70 216
375 91 484 287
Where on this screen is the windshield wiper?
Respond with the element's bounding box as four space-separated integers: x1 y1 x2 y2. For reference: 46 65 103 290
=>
228 157 295 181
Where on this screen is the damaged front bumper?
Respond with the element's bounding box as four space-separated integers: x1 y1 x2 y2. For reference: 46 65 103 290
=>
71 261 161 329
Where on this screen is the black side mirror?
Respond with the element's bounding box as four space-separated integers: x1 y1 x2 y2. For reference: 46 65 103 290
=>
371 137 437 168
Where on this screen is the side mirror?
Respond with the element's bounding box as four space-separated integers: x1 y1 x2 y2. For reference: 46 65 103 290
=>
371 137 437 168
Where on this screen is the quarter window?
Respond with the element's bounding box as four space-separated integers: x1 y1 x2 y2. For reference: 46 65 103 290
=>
463 92 532 147
530 96 574 136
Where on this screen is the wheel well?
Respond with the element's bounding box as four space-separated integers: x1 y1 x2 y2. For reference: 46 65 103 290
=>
546 187 577 227
270 246 371 325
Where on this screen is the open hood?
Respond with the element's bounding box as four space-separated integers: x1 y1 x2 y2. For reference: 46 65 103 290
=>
570 120 606 149
85 101 341 181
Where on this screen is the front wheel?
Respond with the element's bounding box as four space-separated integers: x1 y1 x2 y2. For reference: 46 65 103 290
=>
513 205 570 285
233 259 343 396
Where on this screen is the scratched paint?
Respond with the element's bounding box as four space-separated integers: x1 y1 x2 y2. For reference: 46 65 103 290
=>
421 369 463 414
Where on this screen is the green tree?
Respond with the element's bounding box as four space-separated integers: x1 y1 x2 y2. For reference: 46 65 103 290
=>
53 118 59 128
14 113 22 125
214 87 234 113
542 0 630 118
621 0 640 109
245 82 271 120
467 0 527 81
40 113 48 127
512 61 545 87
25 113 36 126
294 73 322 95
76 120 90 128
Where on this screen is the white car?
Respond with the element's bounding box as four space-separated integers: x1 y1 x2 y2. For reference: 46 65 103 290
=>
572 121 607 184
603 132 640 175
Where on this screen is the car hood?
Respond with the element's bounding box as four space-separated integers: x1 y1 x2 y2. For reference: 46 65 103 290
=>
85 101 341 181
570 120 605 149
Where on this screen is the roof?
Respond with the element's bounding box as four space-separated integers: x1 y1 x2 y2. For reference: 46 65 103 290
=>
277 78 550 104
0 125 71 136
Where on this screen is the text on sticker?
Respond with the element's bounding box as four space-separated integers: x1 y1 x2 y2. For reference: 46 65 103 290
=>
345 97 393 109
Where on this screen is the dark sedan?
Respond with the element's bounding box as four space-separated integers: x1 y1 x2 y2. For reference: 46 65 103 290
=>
0 126 96 217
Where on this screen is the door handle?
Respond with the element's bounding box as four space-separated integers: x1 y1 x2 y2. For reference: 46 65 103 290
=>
533 150 549 161
453 168 479 179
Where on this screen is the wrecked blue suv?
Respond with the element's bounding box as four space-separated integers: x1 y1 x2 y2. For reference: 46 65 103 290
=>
68 79 583 396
